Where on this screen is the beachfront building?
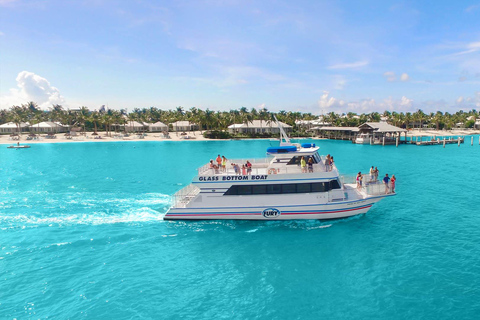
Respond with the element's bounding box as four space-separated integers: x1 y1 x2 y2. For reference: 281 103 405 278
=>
29 121 68 133
0 122 30 134
296 119 331 131
317 126 359 140
170 121 199 132
124 121 147 132
227 120 292 134
475 119 480 129
355 122 407 145
148 121 168 132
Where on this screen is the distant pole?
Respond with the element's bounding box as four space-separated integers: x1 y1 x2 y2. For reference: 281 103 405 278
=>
458 137 460 146
396 135 399 147
382 137 385 146
443 138 446 148
472 136 474 146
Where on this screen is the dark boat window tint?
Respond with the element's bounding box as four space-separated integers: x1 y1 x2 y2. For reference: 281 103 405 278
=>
312 182 327 192
282 184 296 193
224 185 237 195
297 183 311 193
237 185 251 195
252 185 267 195
330 179 341 189
286 156 300 165
267 184 281 194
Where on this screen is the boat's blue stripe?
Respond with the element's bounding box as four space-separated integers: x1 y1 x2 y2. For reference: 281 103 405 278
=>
169 204 373 215
167 204 373 216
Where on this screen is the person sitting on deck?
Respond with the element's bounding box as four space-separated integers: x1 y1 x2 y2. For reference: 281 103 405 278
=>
383 174 390 194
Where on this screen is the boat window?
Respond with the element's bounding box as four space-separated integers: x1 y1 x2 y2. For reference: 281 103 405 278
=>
311 182 326 192
266 184 282 194
330 179 341 189
296 183 311 193
286 156 301 165
252 185 267 195
282 184 296 193
286 155 316 165
223 181 341 195
237 185 251 195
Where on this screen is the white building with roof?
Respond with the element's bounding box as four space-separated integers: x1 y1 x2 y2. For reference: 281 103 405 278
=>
170 121 199 132
148 121 168 132
227 120 292 134
0 122 30 133
29 121 68 133
123 121 147 132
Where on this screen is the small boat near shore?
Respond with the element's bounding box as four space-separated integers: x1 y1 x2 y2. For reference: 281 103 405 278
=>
165 120 395 221
7 145 31 149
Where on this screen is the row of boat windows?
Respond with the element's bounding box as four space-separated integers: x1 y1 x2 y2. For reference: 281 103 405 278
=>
224 180 341 196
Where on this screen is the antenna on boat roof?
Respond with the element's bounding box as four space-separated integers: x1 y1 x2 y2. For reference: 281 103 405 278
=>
273 115 291 146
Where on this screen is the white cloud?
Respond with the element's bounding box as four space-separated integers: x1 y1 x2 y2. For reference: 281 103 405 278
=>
400 73 410 81
318 91 340 112
0 71 65 109
456 96 464 104
383 71 396 82
327 60 369 70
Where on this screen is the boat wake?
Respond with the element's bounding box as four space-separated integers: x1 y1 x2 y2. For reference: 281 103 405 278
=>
0 192 171 227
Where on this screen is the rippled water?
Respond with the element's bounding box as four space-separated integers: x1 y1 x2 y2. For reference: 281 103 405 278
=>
1 139 480 319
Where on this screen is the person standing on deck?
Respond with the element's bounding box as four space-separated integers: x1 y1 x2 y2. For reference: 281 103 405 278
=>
383 174 390 194
221 156 227 172
390 175 396 193
356 172 363 189
300 156 307 173
369 166 375 182
374 167 379 181
246 160 252 175
216 155 222 168
307 157 314 173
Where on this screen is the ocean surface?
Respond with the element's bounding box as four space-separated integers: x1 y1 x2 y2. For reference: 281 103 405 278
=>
1 138 480 319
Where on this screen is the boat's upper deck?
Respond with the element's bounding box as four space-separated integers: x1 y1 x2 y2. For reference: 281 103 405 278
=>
197 143 338 177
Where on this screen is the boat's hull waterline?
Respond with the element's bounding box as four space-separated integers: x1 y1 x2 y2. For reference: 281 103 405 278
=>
165 197 385 220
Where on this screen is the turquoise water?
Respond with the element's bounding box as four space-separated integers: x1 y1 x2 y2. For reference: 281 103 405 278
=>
1 139 480 319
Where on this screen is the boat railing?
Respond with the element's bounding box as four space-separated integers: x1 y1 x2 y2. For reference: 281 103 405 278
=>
198 156 338 176
197 158 270 175
341 174 395 195
171 184 200 208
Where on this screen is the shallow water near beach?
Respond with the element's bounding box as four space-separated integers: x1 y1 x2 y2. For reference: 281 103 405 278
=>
1 139 480 319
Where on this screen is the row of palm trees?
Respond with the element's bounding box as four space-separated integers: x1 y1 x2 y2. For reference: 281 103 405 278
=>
1 102 478 134
323 109 479 130
0 103 317 134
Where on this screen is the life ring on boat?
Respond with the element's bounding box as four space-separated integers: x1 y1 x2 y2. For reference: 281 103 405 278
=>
268 168 278 175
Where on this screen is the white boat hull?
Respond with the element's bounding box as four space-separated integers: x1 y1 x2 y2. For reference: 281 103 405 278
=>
164 196 386 220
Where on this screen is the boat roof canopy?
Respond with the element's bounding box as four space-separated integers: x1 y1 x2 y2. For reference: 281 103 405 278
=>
266 146 297 154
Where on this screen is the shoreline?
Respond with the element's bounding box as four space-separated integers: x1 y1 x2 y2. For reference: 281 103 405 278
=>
0 131 326 145
1 129 478 145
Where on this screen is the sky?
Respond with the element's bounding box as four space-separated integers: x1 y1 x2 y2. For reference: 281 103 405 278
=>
1 0 480 114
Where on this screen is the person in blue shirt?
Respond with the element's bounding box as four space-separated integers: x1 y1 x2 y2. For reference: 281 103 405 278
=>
383 174 390 194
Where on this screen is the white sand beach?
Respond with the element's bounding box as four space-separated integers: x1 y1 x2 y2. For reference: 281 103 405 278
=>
0 131 212 145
